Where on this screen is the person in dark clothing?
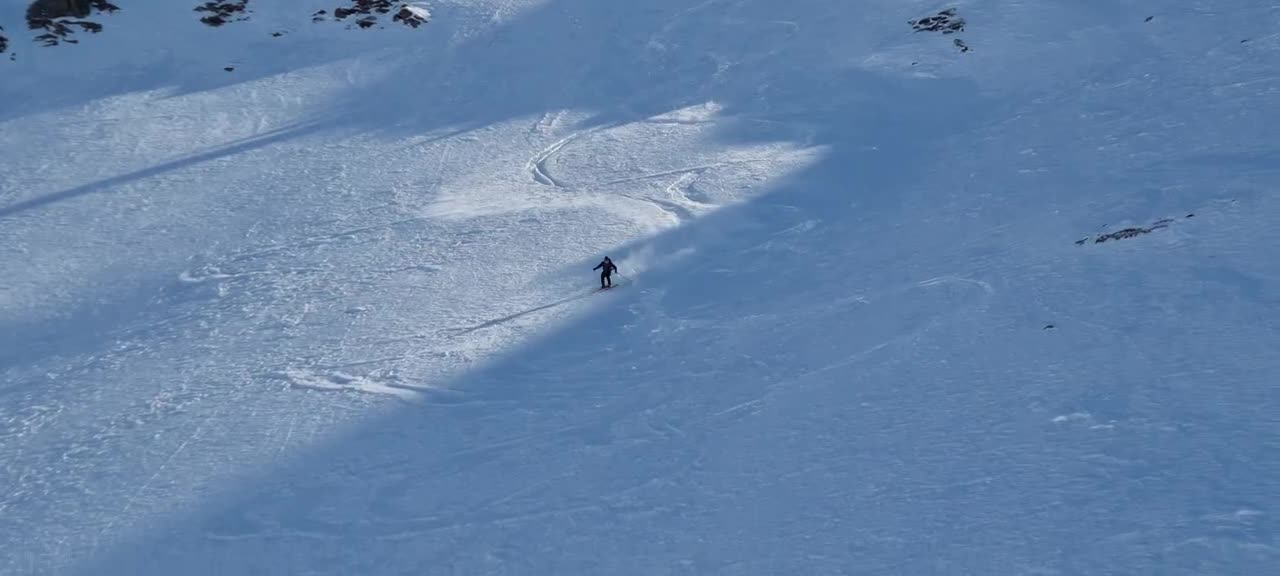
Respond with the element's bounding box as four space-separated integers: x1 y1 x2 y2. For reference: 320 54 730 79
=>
593 256 618 288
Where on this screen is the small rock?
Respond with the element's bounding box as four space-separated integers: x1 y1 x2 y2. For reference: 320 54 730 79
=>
1043 324 1055 330
1144 16 1153 22
1186 213 1194 218
224 66 234 72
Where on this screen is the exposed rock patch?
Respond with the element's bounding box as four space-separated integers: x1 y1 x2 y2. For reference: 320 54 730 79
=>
910 8 970 54
26 0 109 20
1093 221 1172 243
911 8 965 34
26 0 118 47
314 1 430 29
1076 214 1194 245
0 25 8 54
393 4 430 28
195 0 251 27
334 0 394 21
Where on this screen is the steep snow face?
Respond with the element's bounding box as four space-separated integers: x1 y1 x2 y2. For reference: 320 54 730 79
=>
3 0 1280 574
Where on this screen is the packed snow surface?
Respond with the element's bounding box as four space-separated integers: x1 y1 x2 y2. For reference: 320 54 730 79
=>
2 0 1279 574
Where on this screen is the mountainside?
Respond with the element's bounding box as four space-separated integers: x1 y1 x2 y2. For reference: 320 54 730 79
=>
3 1 1279 574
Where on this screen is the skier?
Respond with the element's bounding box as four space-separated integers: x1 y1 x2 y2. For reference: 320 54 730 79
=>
593 256 618 289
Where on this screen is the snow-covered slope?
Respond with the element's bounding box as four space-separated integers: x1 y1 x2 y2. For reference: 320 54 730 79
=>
3 0 1279 573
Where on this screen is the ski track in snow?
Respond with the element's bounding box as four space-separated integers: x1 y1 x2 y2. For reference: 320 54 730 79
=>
527 129 589 188
620 192 694 225
603 161 744 187
664 170 712 212
275 369 424 402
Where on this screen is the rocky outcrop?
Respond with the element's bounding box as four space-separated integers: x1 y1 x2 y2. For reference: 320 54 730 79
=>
25 0 118 46
910 8 970 54
910 8 965 34
393 4 429 28
195 0 251 27
18 0 428 53
1076 214 1194 245
314 1 430 29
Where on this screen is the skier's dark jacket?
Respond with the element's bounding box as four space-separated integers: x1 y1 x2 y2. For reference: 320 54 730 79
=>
594 258 617 275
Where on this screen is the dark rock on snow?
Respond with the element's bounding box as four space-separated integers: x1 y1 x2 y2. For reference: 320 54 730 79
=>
25 0 117 46
331 1 429 29
195 0 251 27
910 8 965 34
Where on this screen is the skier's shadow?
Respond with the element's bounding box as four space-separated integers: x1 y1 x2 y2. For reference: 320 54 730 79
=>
453 285 618 335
